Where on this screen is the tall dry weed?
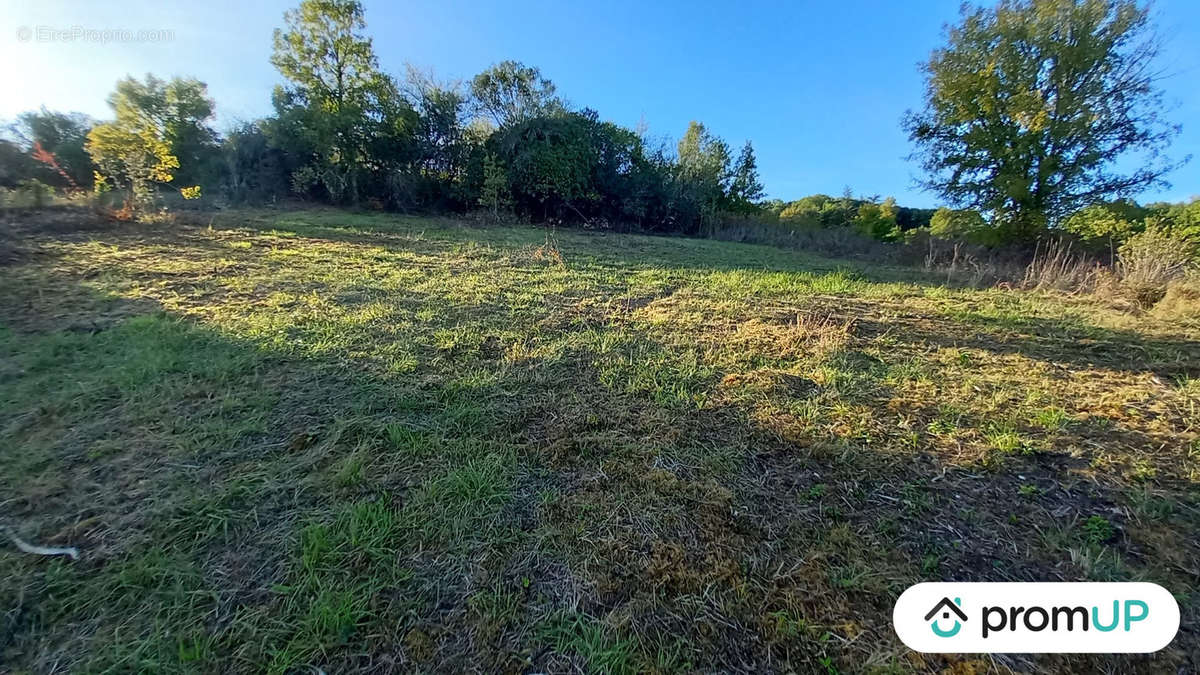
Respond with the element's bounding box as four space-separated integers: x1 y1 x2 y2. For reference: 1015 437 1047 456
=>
1020 239 1101 293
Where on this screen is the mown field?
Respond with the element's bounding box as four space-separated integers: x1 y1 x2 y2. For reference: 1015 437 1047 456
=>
1 208 1197 673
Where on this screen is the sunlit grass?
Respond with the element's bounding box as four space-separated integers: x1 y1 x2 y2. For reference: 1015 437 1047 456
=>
1 209 1197 671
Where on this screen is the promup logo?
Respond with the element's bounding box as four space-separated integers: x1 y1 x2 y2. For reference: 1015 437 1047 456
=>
925 597 967 637
894 583 1179 653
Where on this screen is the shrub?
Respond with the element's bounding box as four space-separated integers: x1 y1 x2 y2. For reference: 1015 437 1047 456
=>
1147 198 1200 245
929 207 985 240
86 122 179 218
1021 239 1100 292
1063 203 1141 251
1115 226 1198 306
12 179 53 209
712 219 897 261
854 200 900 242
1152 272 1200 322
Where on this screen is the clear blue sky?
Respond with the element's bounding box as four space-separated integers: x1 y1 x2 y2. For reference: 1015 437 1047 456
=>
2 0 1197 207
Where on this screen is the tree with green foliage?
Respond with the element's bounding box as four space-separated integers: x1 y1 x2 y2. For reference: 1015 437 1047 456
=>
727 141 764 213
778 193 861 229
106 75 218 188
854 197 901 241
1062 202 1141 250
87 75 217 215
270 0 415 204
470 61 562 128
895 205 938 232
1148 198 1200 245
14 108 95 189
494 111 594 220
929 206 987 240
85 120 179 216
904 0 1181 242
478 152 512 216
778 195 828 227
488 108 659 227
585 115 645 222
404 66 474 209
619 142 674 230
675 121 731 234
1062 198 1200 257
222 121 292 203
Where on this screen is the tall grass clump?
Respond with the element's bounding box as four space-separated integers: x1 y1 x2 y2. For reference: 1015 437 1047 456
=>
1021 239 1100 293
1152 272 1200 321
906 231 1026 288
1113 226 1198 306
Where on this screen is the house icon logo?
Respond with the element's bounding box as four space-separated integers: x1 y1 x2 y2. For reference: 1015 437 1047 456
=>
924 596 967 637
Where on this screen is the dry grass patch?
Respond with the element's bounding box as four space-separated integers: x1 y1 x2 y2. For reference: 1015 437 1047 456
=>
1 208 1198 673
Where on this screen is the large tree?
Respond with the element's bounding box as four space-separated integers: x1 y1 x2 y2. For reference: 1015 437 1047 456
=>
85 74 220 215
491 109 653 224
904 0 1181 241
674 121 731 233
405 66 469 177
470 61 562 128
270 0 415 204
107 75 218 188
727 140 765 213
402 66 474 208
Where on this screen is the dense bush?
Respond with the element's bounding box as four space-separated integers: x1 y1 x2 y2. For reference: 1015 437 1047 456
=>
3 179 53 209
713 217 899 261
1115 225 1199 305
1153 272 1200 321
929 207 985 241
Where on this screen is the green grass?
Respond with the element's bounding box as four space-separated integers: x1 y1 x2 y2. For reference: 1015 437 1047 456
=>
1 207 1198 672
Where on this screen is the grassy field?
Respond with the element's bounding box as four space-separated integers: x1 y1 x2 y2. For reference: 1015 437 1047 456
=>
1 208 1198 673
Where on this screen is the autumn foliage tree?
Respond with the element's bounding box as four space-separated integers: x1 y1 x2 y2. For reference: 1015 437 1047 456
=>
85 124 178 217
104 75 219 188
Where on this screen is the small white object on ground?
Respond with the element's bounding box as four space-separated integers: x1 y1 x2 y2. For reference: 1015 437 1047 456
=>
2 525 79 560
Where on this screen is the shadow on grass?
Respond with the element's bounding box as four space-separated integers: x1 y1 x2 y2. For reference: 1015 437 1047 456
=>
851 305 1200 379
1 211 1197 673
2 252 786 671
0 283 540 670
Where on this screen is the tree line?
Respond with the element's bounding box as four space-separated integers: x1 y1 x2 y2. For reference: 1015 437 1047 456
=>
1 0 764 235
0 0 1193 251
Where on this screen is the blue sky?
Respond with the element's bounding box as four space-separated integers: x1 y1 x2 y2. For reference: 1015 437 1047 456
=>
2 0 1197 206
